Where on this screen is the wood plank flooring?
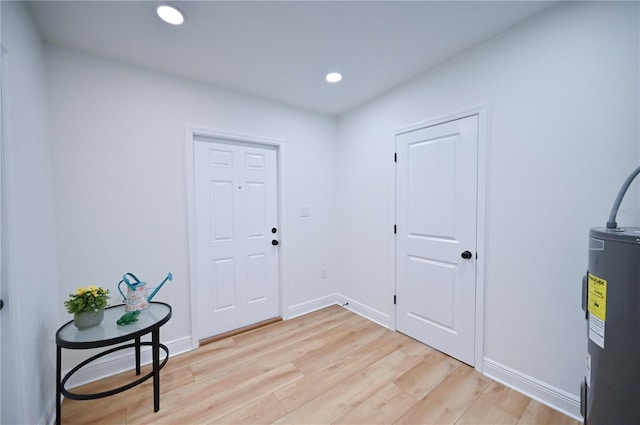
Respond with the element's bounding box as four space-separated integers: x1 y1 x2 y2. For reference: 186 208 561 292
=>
61 305 579 424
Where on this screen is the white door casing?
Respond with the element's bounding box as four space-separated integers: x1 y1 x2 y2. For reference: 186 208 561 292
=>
0 41 23 424
395 115 478 366
0 42 4 421
193 138 280 339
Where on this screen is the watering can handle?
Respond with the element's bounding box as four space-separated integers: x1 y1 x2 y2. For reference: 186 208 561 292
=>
123 273 142 286
117 280 127 302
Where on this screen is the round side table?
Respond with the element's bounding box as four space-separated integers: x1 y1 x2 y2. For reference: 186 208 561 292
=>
55 302 172 425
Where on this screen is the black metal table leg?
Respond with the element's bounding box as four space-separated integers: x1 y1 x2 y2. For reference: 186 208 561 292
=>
152 328 160 412
135 336 141 375
56 344 62 425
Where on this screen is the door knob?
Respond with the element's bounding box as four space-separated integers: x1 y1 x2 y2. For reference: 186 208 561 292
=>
461 251 473 259
272 240 279 246
0 299 4 310
271 227 278 234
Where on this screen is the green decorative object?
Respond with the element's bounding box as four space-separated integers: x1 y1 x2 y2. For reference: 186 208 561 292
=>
117 310 141 325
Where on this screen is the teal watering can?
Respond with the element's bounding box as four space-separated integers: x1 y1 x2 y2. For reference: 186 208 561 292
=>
118 272 173 312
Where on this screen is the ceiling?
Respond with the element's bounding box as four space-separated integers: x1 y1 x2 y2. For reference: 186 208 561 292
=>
28 1 555 116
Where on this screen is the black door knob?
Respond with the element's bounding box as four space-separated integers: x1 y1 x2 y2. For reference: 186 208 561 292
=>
272 240 279 246
271 227 278 234
461 251 473 259
0 299 4 310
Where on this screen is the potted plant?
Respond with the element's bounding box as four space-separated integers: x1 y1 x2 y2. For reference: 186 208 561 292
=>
64 286 110 329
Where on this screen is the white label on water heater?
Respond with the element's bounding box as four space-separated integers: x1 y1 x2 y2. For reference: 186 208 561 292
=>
587 273 607 349
589 314 605 348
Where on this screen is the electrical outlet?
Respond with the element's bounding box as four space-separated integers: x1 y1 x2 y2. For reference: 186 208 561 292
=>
301 205 311 218
320 268 327 279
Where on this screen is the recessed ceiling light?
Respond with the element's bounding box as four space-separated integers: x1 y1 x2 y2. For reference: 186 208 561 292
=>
326 72 343 83
156 5 185 25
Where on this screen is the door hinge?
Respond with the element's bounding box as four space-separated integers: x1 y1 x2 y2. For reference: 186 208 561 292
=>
394 224 397 234
394 152 397 162
393 295 397 305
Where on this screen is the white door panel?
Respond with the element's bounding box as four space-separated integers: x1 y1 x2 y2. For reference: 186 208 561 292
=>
396 116 478 365
195 140 279 339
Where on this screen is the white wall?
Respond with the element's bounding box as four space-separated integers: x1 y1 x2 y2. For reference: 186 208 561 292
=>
1 2 60 424
46 45 338 367
7 1 638 422
336 1 639 417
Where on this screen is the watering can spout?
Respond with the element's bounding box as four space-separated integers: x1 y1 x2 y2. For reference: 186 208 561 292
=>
147 272 172 302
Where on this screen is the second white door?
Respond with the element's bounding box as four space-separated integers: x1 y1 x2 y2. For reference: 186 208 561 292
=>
395 115 478 366
194 138 280 340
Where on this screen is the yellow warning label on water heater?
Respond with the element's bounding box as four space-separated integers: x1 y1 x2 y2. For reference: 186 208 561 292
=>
588 273 607 321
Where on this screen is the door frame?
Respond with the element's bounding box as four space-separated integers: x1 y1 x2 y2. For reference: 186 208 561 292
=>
185 125 287 350
0 41 24 423
389 105 488 371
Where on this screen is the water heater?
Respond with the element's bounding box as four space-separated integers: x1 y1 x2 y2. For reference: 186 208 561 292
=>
582 167 640 424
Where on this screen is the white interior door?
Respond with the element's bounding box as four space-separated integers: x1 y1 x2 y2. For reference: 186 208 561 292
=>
395 115 478 365
194 139 280 339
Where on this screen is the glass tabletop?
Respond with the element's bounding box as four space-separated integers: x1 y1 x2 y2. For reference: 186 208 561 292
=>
56 302 171 348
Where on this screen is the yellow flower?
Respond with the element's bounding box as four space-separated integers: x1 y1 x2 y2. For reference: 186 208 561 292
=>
65 285 110 314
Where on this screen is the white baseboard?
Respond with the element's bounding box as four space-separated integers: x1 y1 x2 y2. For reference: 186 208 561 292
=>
285 293 342 319
286 293 391 330
483 358 582 422
63 336 193 389
337 294 391 329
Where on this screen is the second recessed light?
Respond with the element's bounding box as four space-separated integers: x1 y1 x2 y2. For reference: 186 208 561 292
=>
157 5 185 25
326 72 343 83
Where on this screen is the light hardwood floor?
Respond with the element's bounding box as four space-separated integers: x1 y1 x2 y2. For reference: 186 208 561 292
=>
61 305 579 424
